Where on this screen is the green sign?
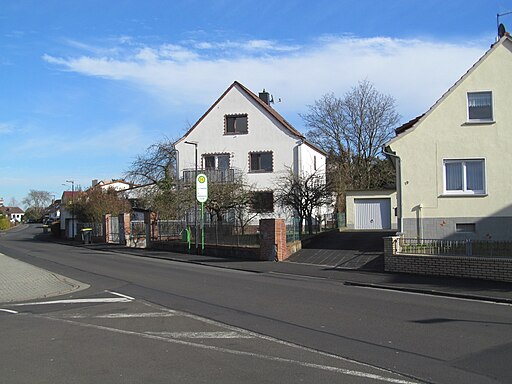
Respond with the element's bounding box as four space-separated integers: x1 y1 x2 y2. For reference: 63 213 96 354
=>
196 173 208 203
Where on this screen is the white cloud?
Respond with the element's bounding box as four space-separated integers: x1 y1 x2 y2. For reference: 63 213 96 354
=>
43 36 488 122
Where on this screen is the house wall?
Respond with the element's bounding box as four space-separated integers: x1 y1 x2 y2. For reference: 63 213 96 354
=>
388 39 512 240
175 83 327 221
176 86 302 190
345 190 398 230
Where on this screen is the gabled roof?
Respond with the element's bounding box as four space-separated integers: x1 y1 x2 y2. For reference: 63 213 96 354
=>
1 206 24 214
387 35 512 144
176 81 327 156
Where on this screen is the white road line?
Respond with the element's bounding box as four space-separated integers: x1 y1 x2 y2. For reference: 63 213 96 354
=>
13 298 131 306
12 291 135 307
41 315 420 384
140 301 409 377
0 309 18 314
63 312 177 319
147 331 253 339
106 291 135 301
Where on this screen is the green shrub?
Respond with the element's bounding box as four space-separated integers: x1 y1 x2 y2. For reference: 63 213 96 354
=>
0 215 11 230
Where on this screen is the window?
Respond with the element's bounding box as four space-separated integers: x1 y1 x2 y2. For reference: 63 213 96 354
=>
204 155 215 170
444 159 485 195
225 114 248 134
468 91 493 122
251 191 274 212
203 154 230 170
250 152 273 172
456 223 476 233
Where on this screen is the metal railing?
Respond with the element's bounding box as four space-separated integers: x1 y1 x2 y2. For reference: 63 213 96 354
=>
181 168 244 184
131 220 146 238
398 238 512 258
157 220 186 241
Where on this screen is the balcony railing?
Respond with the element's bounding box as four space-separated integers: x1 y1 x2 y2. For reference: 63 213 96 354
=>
182 168 243 184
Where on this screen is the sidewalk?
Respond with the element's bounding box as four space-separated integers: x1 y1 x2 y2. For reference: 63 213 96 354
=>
0 253 88 304
85 243 512 304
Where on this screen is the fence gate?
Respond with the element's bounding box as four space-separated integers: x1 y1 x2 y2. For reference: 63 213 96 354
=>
109 216 120 243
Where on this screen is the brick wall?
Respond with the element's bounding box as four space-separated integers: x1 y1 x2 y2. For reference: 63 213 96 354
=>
259 218 289 261
384 236 512 282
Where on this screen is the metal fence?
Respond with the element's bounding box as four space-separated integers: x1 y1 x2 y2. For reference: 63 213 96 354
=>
286 213 343 242
398 238 512 258
131 220 147 238
157 220 186 241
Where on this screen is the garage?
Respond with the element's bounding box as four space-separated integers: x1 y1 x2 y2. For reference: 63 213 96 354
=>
354 198 391 229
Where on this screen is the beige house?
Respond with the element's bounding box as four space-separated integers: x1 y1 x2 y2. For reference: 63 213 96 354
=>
385 35 512 241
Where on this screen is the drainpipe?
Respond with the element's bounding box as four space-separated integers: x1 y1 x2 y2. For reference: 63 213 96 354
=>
382 147 402 233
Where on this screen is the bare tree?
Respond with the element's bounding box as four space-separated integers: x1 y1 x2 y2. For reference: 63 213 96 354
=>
301 80 400 209
22 190 52 221
125 138 178 185
275 168 332 236
125 138 182 218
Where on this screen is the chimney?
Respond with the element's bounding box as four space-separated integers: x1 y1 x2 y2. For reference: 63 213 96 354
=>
0 198 3 207
259 89 271 105
92 179 98 187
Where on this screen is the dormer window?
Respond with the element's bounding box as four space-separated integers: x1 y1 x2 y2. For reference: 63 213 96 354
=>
225 114 248 134
467 91 493 122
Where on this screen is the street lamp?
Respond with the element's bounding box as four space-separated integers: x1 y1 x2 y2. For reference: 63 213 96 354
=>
184 141 198 252
63 180 75 240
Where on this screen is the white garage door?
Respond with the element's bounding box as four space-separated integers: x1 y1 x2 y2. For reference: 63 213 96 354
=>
355 199 391 230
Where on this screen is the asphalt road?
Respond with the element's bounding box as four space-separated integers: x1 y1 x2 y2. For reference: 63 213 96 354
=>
1 225 511 383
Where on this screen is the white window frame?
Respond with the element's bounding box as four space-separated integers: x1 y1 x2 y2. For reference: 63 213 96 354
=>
467 91 494 123
443 158 486 195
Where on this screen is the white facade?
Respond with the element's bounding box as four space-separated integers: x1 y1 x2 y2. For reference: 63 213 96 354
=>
386 36 512 240
175 81 327 219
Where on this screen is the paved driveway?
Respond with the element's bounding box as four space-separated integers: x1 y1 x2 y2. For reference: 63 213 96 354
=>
285 230 396 271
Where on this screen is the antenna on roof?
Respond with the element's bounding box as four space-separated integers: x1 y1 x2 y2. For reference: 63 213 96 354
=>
497 11 512 40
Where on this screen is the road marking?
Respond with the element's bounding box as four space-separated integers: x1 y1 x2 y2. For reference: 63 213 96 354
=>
41 315 420 384
0 309 18 314
12 290 135 307
13 297 132 306
64 312 177 319
106 290 135 301
147 331 253 339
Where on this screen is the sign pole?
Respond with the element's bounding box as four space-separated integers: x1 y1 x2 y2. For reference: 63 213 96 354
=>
201 202 205 252
196 173 208 254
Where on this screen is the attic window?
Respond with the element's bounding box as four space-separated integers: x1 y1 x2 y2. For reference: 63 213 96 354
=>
225 114 248 134
468 91 493 122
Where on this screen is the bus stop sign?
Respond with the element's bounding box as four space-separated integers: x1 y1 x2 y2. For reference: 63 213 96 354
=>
196 173 208 203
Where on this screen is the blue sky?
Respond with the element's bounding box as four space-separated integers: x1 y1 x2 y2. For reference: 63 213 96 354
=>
1 0 511 207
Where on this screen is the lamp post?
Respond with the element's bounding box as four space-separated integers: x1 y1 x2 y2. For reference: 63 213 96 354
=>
63 180 75 240
184 141 198 252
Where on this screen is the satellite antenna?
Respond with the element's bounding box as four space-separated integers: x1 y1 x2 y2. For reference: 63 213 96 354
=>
497 11 512 40
498 23 506 38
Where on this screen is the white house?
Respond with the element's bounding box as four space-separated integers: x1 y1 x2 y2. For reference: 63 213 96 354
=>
174 81 328 222
385 35 512 240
